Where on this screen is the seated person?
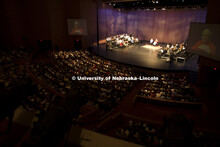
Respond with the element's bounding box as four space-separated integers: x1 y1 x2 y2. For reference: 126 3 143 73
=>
153 39 158 46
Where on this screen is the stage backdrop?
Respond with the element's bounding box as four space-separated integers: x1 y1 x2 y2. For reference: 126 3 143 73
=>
98 3 207 44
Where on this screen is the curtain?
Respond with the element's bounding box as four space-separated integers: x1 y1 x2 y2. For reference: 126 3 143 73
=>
98 4 207 44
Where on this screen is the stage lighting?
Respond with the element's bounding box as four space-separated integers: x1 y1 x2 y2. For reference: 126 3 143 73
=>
109 3 111 6
154 8 156 10
156 0 158 4
162 8 166 10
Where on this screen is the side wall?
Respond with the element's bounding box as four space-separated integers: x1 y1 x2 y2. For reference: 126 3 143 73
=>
0 0 97 50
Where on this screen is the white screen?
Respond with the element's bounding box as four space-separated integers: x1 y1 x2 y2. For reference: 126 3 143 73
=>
187 23 220 61
67 19 87 36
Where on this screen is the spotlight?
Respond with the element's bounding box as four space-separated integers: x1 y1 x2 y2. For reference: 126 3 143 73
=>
109 3 111 5
162 8 166 10
154 8 156 10
156 0 159 3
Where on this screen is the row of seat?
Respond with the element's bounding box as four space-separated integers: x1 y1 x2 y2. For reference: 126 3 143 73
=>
28 50 140 116
138 73 200 103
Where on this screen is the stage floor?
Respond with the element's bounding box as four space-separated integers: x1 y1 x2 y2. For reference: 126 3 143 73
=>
92 42 199 71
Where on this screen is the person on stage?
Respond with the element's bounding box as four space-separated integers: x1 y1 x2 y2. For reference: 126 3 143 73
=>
153 39 158 46
106 42 109 51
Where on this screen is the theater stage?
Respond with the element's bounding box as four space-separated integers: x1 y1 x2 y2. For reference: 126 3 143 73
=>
92 42 199 71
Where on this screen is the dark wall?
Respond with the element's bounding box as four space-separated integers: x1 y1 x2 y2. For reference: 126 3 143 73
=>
206 0 220 24
0 0 97 50
196 0 220 117
23 0 51 47
0 0 13 50
80 0 97 49
1 0 27 49
1 0 51 49
66 0 81 49
46 0 68 49
197 0 220 91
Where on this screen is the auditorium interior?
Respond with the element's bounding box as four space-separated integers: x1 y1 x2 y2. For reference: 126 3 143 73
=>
1 0 220 146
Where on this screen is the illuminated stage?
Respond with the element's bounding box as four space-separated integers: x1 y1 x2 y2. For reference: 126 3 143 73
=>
92 42 199 71
141 44 162 50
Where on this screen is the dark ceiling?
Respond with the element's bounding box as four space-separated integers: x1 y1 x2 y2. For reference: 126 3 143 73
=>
102 0 208 9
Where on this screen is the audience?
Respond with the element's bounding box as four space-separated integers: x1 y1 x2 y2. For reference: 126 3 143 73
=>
138 73 200 103
28 50 140 113
0 49 201 118
114 118 213 147
0 49 216 147
115 120 163 146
